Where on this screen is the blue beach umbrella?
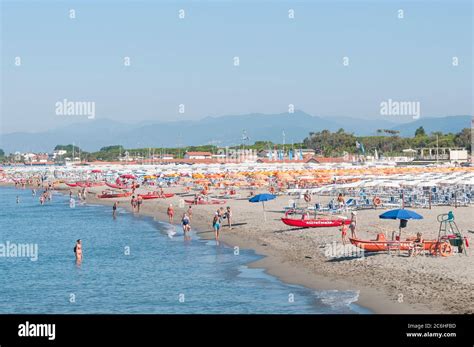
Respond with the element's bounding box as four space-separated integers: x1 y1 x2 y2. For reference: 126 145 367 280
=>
249 194 276 221
379 209 423 220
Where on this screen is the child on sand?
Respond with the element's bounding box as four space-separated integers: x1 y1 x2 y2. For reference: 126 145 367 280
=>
341 224 348 245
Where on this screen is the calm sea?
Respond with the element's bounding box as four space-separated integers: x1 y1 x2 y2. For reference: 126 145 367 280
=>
0 187 370 314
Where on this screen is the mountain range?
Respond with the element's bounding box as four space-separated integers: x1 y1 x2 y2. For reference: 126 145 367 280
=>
0 111 471 153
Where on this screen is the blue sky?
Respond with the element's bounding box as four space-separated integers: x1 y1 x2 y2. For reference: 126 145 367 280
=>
1 0 472 133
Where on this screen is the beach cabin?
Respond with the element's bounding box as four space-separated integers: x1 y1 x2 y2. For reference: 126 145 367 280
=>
184 151 212 160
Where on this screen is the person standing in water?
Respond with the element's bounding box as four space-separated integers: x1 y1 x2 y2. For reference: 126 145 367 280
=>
182 213 191 233
167 204 174 223
113 201 119 218
16 195 20 204
74 239 82 264
137 195 143 213
212 213 221 241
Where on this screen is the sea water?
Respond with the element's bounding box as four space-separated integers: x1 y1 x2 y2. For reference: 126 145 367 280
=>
0 187 370 314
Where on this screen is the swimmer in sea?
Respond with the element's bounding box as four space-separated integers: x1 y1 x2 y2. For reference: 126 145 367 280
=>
74 239 82 264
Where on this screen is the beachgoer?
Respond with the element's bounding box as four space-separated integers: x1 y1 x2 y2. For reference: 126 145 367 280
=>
137 196 143 213
131 196 137 212
225 206 232 229
212 214 220 240
69 197 75 208
187 205 193 220
411 232 424 257
304 190 311 203
113 201 119 218
341 224 348 245
167 204 174 223
74 239 82 263
337 193 345 209
182 213 191 233
16 195 20 204
349 211 357 238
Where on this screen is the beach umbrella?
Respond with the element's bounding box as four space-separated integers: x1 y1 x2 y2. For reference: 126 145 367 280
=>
379 209 423 252
120 174 136 179
379 209 423 220
249 193 276 221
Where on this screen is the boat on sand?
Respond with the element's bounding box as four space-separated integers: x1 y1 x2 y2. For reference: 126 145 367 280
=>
98 191 133 199
281 210 350 228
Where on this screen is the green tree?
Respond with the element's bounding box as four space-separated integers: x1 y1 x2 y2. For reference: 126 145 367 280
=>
415 126 426 137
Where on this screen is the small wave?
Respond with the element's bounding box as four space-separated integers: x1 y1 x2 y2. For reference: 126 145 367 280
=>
314 289 360 309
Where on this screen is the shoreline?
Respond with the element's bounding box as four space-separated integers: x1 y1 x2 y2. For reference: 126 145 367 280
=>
4 182 473 314
60 186 432 314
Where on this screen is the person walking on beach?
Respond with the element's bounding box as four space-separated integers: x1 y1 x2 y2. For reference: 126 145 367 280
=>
137 195 143 213
349 211 357 238
182 213 191 233
131 196 137 213
225 206 232 229
74 239 82 264
187 205 193 220
167 204 174 223
212 213 221 241
113 201 119 218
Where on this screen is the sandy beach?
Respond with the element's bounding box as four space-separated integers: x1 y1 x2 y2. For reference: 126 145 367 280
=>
45 182 473 314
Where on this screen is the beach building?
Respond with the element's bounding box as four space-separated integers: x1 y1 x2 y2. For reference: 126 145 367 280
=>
416 147 468 163
184 151 213 160
52 149 67 159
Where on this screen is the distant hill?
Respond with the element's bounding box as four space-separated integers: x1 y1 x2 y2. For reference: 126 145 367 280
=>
391 115 471 136
0 112 471 154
